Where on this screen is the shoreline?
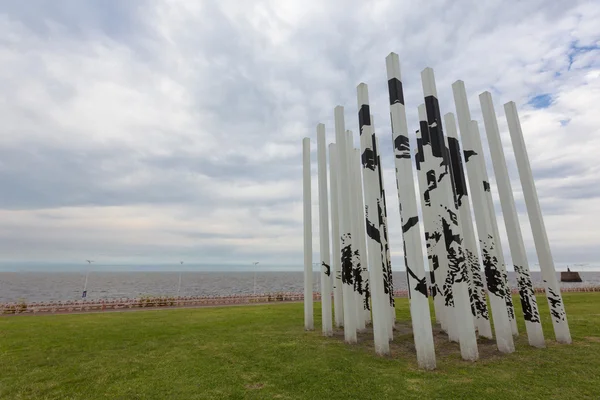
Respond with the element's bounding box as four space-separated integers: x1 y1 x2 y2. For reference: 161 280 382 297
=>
2 286 600 316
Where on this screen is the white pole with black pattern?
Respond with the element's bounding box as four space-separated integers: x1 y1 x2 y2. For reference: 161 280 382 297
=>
372 117 394 338
353 148 372 326
334 106 358 343
479 92 545 347
504 101 572 344
385 54 436 368
420 68 478 359
415 128 446 329
444 112 493 339
417 103 459 342
357 83 392 351
303 137 314 331
346 130 367 332
316 124 334 336
328 143 344 328
452 81 515 352
373 132 396 334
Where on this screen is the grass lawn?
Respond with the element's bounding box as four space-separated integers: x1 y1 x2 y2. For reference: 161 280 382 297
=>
1 293 599 400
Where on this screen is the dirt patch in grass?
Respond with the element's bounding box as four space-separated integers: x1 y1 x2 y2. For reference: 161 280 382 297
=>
245 383 265 390
330 321 517 361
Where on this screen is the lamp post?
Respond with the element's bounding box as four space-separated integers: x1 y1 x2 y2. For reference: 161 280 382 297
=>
252 262 259 296
82 260 93 299
177 261 183 297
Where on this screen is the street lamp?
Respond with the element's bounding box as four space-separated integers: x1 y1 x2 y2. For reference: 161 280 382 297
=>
177 261 183 297
252 262 260 296
82 260 94 299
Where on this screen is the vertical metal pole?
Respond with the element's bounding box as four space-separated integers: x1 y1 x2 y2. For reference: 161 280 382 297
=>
504 100 571 344
452 80 515 352
444 112 493 339
384 54 437 368
329 144 344 328
334 106 357 343
317 124 333 336
479 92 544 346
303 137 314 330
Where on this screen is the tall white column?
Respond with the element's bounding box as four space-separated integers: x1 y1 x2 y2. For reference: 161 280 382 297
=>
356 84 390 353
346 130 367 332
303 137 314 330
415 129 445 328
444 112 493 339
384 54 436 368
417 104 455 339
452 81 515 352
353 148 372 325
329 144 344 328
334 106 358 343
373 133 396 333
316 124 333 336
420 68 478 360
479 92 544 347
504 101 572 344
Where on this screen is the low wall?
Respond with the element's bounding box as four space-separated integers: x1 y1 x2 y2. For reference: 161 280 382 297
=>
2 286 599 315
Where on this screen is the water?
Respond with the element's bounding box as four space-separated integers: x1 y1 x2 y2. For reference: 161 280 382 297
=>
1 270 600 304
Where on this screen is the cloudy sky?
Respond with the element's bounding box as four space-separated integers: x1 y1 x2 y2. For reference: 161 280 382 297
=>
0 0 599 269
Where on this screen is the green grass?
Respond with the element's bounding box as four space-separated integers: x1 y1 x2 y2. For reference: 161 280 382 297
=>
1 293 599 400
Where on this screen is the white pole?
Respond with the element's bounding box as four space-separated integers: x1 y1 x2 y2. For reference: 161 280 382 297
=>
479 92 545 347
177 272 182 297
252 261 259 296
373 131 395 336
384 54 437 368
467 97 517 336
329 144 344 328
451 80 514 352
82 270 90 299
346 130 367 333
504 101 572 344
303 137 314 330
414 129 445 328
444 112 493 339
317 124 333 336
420 67 478 360
334 106 358 343
356 84 389 354
417 103 458 342
353 148 372 326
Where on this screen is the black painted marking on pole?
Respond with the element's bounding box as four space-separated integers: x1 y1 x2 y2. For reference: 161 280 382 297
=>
341 234 353 285
358 104 371 131
464 150 477 163
322 261 331 277
420 120 431 145
429 270 437 297
362 148 376 171
394 134 411 159
415 135 424 170
387 78 404 105
402 216 419 233
546 286 566 321
353 250 363 295
406 266 429 297
448 137 469 207
513 264 539 323
366 218 381 243
424 96 445 158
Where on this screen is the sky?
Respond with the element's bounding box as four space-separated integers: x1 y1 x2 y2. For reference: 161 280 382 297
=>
0 0 599 270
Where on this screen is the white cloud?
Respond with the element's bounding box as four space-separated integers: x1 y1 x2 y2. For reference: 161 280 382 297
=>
0 0 599 267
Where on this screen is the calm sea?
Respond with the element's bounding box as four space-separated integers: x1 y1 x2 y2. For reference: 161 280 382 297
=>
1 270 600 303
